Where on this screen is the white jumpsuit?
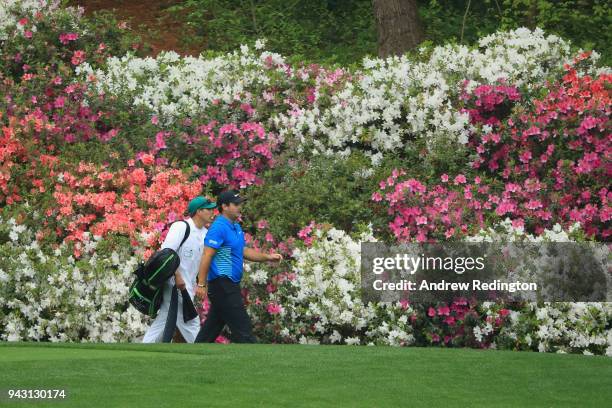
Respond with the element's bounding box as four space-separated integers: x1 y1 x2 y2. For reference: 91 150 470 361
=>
142 218 207 343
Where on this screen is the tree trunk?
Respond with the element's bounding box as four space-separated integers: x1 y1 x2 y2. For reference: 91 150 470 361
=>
526 0 538 29
373 0 424 58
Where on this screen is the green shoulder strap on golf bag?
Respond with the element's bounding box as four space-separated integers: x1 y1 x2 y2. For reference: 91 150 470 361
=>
128 220 190 318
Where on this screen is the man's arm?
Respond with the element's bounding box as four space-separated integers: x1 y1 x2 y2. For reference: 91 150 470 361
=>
197 246 217 285
244 247 283 263
195 246 216 300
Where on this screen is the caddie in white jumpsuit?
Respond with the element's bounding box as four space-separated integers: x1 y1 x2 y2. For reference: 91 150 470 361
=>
142 196 216 343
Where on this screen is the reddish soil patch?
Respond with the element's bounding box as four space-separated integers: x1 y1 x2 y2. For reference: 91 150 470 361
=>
68 0 205 57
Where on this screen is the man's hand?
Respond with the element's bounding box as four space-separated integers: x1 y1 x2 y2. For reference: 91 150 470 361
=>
195 285 207 301
175 272 186 290
244 247 283 263
266 253 283 263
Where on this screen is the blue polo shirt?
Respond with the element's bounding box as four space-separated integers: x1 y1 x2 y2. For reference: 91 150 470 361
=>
204 214 246 283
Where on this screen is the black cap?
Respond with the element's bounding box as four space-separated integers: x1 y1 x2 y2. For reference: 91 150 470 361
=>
217 190 246 207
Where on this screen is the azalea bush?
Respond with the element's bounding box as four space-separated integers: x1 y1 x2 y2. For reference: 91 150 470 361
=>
465 220 612 356
0 79 118 149
75 26 608 168
1 1 610 356
50 162 204 258
466 57 611 240
0 0 145 81
239 220 611 355
0 119 28 206
278 27 607 164
3 213 610 356
375 59 611 242
0 213 146 342
74 44 301 126
244 223 376 345
160 119 281 190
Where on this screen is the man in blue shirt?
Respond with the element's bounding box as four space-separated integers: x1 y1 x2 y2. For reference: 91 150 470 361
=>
194 190 282 343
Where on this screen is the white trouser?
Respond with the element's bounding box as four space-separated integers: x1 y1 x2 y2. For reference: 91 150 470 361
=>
142 282 200 343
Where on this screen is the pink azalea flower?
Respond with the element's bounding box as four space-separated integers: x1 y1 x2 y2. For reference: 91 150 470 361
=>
518 150 532 163
437 305 450 316
71 50 86 65
453 174 467 184
59 32 79 45
140 153 155 166
525 199 543 210
267 302 283 315
155 131 167 150
53 96 65 109
215 335 230 344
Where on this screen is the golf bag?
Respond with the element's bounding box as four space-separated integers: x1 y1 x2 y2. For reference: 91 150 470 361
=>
128 220 190 318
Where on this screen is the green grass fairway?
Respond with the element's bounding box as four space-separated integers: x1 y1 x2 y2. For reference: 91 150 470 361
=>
0 343 610 407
